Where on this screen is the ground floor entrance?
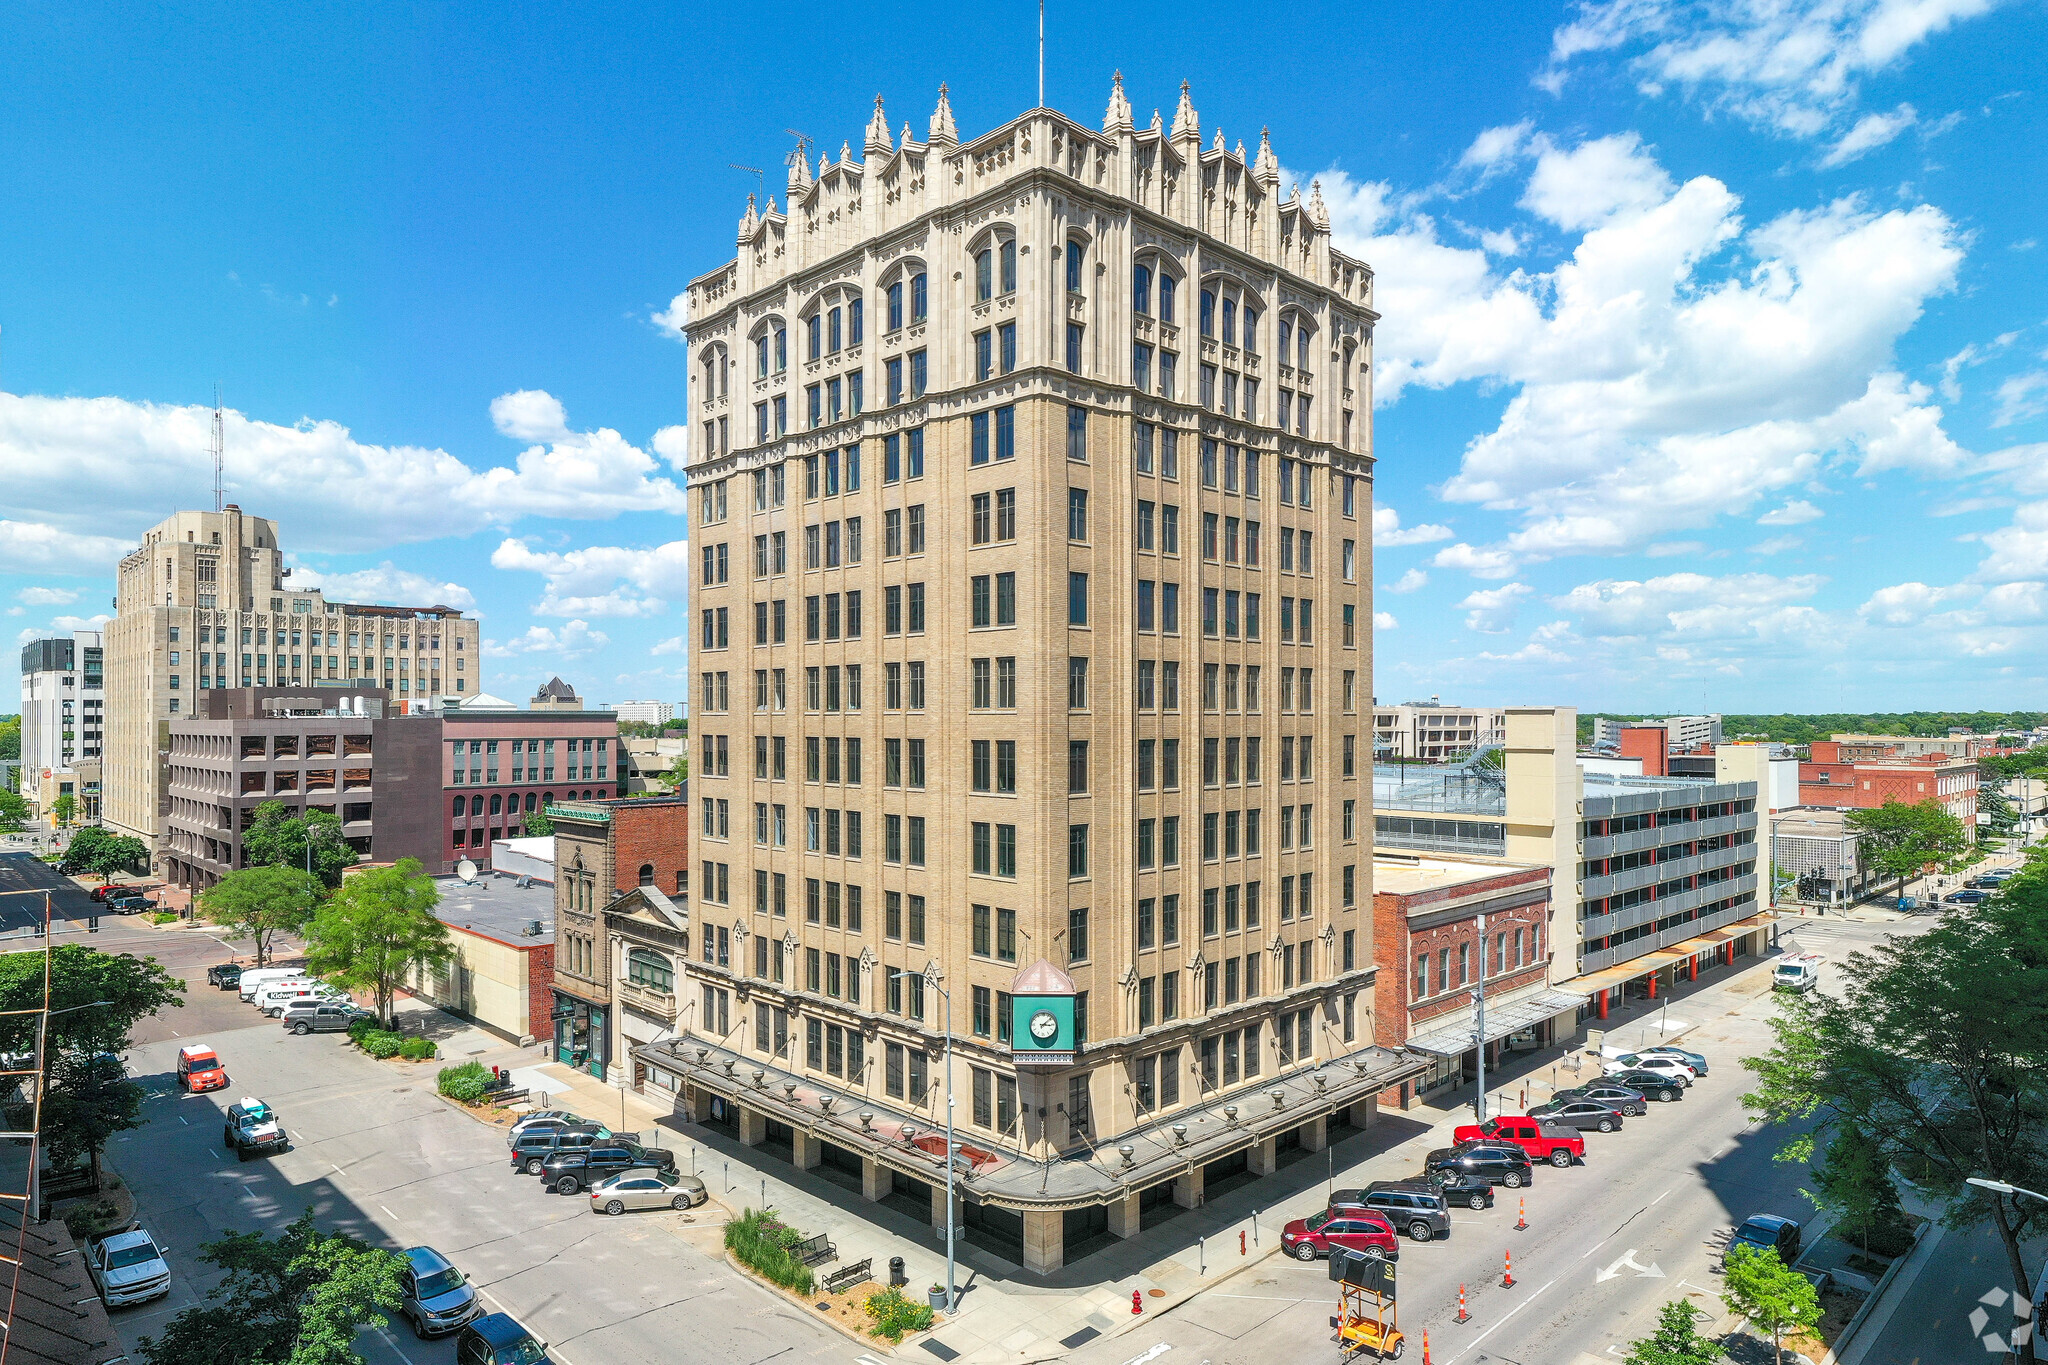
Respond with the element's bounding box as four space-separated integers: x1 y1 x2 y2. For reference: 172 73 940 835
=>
552 992 608 1078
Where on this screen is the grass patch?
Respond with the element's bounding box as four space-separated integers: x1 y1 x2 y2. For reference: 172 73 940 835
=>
724 1207 814 1295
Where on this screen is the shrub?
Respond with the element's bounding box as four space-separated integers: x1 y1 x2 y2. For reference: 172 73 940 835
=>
865 1286 935 1341
397 1037 437 1061
150 911 180 925
62 1199 120 1240
359 1030 403 1059
347 1017 378 1042
437 1060 490 1104
724 1208 814 1295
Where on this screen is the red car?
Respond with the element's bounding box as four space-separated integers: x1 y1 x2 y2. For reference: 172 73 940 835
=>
1281 1207 1401 1263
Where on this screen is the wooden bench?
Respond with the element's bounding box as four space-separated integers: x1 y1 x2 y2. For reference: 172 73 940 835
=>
792 1232 837 1266
823 1258 871 1293
488 1088 531 1108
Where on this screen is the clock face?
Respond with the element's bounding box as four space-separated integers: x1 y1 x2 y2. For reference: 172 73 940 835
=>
1029 1009 1059 1042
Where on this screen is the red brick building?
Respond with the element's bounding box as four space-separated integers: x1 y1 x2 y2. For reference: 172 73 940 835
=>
1373 856 1579 1108
1799 740 1978 825
441 698 622 869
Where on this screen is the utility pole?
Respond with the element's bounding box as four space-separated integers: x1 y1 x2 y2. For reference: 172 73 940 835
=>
1473 911 1487 1121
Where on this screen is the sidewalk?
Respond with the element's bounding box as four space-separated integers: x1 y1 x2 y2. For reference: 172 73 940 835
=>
516 945 1780 1362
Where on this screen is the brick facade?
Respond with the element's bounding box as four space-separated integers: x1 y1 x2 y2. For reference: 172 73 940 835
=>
1799 740 1978 824
609 799 692 899
526 941 557 1043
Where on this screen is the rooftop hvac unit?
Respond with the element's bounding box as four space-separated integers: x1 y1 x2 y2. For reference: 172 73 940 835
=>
524 919 543 936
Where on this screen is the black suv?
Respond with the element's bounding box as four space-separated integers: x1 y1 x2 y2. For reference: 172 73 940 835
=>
1332 1182 1453 1243
206 963 245 990
508 1125 605 1175
538 1142 678 1194
1425 1142 1536 1188
1419 1167 1496 1210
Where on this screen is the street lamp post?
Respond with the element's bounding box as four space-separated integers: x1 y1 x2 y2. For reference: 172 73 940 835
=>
1472 911 1488 1122
892 966 957 1314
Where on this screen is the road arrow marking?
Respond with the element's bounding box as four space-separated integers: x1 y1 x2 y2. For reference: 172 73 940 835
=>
1596 1249 1667 1281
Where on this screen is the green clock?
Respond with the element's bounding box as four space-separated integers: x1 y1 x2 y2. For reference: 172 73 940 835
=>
1011 994 1074 1063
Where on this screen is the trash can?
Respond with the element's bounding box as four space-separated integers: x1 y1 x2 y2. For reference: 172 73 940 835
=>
888 1256 906 1288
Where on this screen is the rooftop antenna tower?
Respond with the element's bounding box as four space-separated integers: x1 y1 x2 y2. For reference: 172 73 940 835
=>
729 163 764 201
211 383 225 512
1038 0 1045 109
784 130 813 176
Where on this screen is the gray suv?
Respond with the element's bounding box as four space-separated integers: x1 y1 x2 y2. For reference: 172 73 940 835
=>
281 1002 358 1034
399 1245 482 1338
1334 1181 1454 1242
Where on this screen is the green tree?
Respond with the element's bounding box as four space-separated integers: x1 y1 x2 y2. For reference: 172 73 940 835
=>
1623 1300 1724 1365
40 1050 144 1184
522 810 554 837
200 866 323 967
1845 798 1971 901
1720 1243 1820 1365
1978 770 2019 839
616 719 659 739
242 800 357 886
61 826 149 876
136 1211 404 1365
0 785 28 833
664 752 688 788
1807 1128 1908 1258
0 944 185 1058
304 859 451 1027
0 714 19 762
50 791 76 827
1742 884 2048 1362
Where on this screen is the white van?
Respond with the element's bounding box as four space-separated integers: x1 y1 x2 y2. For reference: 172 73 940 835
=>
237 968 306 1002
254 981 319 1015
1773 954 1822 992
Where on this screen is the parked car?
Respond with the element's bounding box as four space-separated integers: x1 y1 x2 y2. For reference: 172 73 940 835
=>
1526 1098 1626 1133
281 1002 359 1034
1967 876 2003 889
454 1311 552 1365
1948 889 1990 904
105 894 153 915
1727 1213 1802 1265
84 1226 172 1307
1636 1045 1710 1075
507 1116 609 1148
538 1142 677 1195
1424 1142 1536 1188
224 1098 288 1159
588 1168 708 1215
1331 1181 1452 1242
253 981 320 1015
238 967 306 1002
508 1125 608 1175
1449 1116 1585 1167
1602 1053 1696 1086
1280 1208 1401 1263
1554 1082 1649 1115
399 1245 483 1338
1605 1069 1687 1102
205 962 244 990
1416 1168 1496 1210
89 884 125 902
506 1109 580 1139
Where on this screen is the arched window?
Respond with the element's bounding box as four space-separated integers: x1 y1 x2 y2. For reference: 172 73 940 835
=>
1242 304 1260 355
638 863 655 887
1159 273 1178 323
451 797 464 818
1000 239 1016 293
1066 239 1085 293
542 791 554 807
1133 263 1152 315
523 792 537 812
627 949 674 992
470 795 484 816
489 794 502 816
975 248 993 302
1200 288 1216 337
751 318 787 379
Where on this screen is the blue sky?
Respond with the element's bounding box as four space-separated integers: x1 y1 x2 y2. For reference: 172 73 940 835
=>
3 0 2045 716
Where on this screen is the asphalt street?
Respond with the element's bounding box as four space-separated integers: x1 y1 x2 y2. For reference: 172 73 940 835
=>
1071 912 1932 1365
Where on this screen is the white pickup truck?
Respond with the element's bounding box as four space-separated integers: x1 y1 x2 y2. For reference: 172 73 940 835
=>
85 1226 172 1307
1773 953 1823 992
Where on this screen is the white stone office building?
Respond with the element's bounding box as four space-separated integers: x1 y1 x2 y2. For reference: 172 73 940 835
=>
656 80 1421 1274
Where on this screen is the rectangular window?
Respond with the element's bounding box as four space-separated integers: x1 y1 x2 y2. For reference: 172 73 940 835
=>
1068 572 1088 626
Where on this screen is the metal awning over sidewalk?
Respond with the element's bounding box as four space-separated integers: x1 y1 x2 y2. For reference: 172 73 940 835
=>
1561 910 1778 998
1403 989 1587 1057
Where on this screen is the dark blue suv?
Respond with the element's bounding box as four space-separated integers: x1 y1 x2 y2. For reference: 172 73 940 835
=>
455 1312 551 1365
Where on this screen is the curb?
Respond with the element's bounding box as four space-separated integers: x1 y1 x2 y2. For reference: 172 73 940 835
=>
717 1246 908 1356
1823 1219 1939 1365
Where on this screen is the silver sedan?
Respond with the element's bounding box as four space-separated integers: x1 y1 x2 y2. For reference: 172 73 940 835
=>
588 1168 708 1215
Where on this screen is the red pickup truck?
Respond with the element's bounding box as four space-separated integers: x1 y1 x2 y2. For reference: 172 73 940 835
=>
1451 1116 1586 1167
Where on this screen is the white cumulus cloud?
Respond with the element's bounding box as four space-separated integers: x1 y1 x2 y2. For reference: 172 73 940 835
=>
1460 582 1533 634
484 619 610 659
1374 506 1454 547
1821 103 1919 166
16 586 82 607
1757 499 1825 525
1386 568 1429 594
287 563 477 611
489 389 572 442
491 537 692 617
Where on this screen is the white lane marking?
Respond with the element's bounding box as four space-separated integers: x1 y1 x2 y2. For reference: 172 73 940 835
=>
177 1115 188 1125
374 1325 419 1365
1596 1249 1666 1281
1118 1347 1173 1365
1444 1277 1558 1363
380 1205 399 1221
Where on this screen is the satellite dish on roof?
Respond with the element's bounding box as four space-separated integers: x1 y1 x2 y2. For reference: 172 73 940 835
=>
456 859 478 882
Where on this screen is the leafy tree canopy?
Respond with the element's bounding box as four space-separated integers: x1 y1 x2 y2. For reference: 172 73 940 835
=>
0 714 19 762
243 801 358 886
41 1050 143 1181
522 810 554 837
1720 1244 1820 1365
304 859 451 1027
60 825 150 875
1624 1299 1724 1365
200 866 323 966
137 1211 404 1365
0 785 28 832
0 943 184 1058
1845 798 1973 893
1579 710 2044 746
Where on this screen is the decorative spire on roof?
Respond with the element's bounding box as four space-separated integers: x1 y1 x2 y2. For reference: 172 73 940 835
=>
837 140 852 169
818 151 830 179
787 141 812 191
1103 69 1133 133
929 82 958 145
766 193 779 216
900 121 917 147
866 95 893 155
1170 79 1198 140
1235 138 1247 164
1253 126 1280 184
1151 107 1163 132
739 192 758 238
1307 177 1329 228
1211 127 1224 152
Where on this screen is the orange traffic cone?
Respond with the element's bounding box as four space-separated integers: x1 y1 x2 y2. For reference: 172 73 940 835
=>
1502 1247 1515 1288
1456 1283 1469 1323
1515 1196 1528 1231
1422 1328 1432 1364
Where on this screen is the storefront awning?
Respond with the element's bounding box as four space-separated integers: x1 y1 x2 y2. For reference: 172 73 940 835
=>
1561 911 1779 997
1403 989 1588 1057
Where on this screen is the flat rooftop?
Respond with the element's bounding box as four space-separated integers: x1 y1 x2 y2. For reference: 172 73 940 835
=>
1372 854 1545 897
432 872 555 946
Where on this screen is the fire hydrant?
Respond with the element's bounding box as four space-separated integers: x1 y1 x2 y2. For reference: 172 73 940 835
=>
1132 1290 1143 1315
